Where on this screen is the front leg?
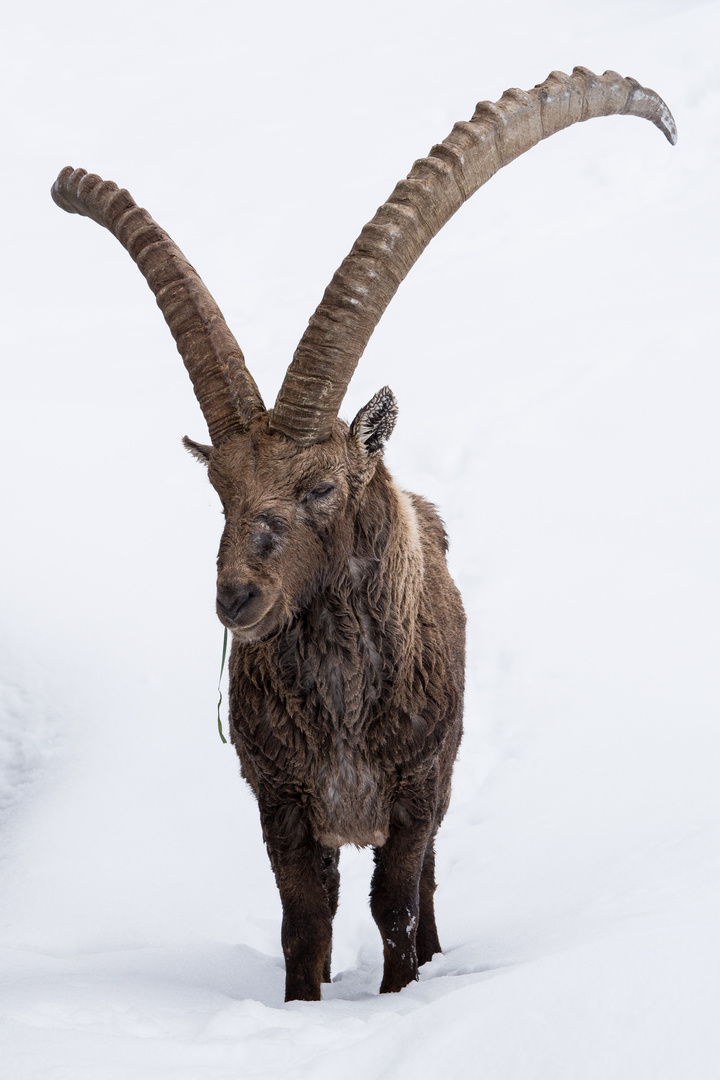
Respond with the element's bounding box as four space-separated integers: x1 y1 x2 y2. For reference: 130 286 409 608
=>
370 813 434 993
259 797 335 1002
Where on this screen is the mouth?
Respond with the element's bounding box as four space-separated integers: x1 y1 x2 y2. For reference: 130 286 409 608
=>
216 600 278 642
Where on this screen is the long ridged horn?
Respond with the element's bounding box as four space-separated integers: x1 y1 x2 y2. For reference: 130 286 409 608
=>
52 167 265 445
270 67 676 444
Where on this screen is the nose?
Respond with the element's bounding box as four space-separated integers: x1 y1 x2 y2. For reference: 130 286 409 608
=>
216 582 262 625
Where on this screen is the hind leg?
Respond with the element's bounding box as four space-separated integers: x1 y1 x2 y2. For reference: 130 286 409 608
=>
416 840 442 966
321 846 340 982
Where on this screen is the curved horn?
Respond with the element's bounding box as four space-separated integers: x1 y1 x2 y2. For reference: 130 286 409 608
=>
270 67 676 444
52 167 265 445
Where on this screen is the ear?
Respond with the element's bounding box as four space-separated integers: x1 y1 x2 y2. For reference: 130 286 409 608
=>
350 386 398 457
182 435 212 466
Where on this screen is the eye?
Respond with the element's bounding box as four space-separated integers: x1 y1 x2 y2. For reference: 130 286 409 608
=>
303 482 336 503
250 515 286 557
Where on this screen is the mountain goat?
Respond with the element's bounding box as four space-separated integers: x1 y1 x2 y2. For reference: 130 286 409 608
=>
52 67 675 1001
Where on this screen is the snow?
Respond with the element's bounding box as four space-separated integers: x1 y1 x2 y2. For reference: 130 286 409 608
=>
1 0 719 1076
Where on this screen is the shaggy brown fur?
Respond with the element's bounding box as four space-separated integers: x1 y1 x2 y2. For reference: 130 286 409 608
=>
186 401 465 1000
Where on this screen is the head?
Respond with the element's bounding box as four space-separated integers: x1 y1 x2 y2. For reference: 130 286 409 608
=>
183 387 398 642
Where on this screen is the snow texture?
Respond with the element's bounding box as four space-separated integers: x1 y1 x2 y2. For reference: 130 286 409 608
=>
1 0 719 1076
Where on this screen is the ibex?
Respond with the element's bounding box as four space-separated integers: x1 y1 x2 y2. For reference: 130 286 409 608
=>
52 67 675 1002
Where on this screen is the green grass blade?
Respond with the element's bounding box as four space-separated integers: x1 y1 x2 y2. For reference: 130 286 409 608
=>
217 626 229 744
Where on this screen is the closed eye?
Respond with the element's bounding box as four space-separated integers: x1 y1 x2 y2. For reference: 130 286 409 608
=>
250 515 287 556
253 513 288 537
303 482 336 503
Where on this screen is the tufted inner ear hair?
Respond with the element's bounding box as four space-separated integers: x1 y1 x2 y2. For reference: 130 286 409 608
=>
350 386 398 457
182 436 212 465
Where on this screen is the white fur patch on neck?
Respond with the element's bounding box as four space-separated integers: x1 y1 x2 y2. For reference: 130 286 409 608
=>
395 487 422 562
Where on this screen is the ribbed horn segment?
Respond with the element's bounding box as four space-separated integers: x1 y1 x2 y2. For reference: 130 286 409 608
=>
270 67 676 445
52 167 265 446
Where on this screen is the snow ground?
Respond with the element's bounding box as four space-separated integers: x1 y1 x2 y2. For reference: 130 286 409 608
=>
1 0 718 1076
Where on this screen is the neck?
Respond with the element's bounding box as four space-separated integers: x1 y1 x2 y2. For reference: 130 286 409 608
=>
267 465 425 728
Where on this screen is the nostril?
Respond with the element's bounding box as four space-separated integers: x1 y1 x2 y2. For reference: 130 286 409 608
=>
217 583 261 623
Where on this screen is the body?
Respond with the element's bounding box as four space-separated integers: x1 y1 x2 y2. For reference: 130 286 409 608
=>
213 414 465 999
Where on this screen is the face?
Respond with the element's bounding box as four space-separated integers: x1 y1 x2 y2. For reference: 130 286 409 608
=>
184 387 398 642
199 416 362 643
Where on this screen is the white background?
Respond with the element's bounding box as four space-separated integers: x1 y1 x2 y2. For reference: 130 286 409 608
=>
1 1 718 1076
